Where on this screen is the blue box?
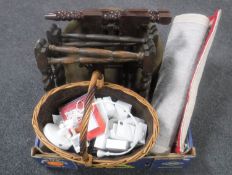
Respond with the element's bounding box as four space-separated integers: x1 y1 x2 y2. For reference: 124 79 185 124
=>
31 130 195 169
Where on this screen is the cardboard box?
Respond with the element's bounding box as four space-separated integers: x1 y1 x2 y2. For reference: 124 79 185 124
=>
31 9 222 170
31 130 196 169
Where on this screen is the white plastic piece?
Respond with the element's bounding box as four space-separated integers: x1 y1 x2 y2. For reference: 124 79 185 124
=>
59 122 65 129
70 134 80 153
105 139 129 151
125 116 145 125
70 134 80 146
114 105 127 120
110 121 135 142
114 101 132 120
70 128 77 136
93 99 142 158
52 114 62 125
59 122 72 138
109 123 118 139
97 150 108 158
131 120 143 147
116 100 132 112
96 121 140 158
71 114 81 128
43 123 72 150
117 121 135 142
73 146 80 153
94 133 108 150
108 118 117 129
61 112 82 131
93 99 110 150
137 122 147 145
102 97 116 118
66 132 72 139
88 113 98 131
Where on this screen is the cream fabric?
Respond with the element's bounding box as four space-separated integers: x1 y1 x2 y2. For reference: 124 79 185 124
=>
151 14 209 154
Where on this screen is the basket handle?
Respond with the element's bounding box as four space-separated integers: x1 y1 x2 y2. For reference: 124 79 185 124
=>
79 70 104 166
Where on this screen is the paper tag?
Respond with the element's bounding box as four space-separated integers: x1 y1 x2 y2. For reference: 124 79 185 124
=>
59 95 106 140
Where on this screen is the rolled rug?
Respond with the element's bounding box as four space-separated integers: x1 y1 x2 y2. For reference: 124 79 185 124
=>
150 13 210 154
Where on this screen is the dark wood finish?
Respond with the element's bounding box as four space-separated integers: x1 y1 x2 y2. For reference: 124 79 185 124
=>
48 56 142 64
35 8 171 101
63 41 137 47
45 9 172 25
46 24 62 45
34 39 55 91
62 33 145 43
53 64 66 86
138 23 159 99
48 45 144 60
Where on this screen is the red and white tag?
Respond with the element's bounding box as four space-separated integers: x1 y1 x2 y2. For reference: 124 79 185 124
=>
59 94 106 141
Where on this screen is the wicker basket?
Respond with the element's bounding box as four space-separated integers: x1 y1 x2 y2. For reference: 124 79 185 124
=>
32 71 159 167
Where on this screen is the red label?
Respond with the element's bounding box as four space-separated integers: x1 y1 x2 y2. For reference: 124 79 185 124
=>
59 94 105 140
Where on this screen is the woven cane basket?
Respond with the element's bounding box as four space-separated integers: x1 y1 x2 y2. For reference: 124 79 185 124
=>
32 71 159 167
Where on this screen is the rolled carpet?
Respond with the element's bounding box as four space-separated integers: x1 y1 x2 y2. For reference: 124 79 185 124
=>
150 13 209 154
